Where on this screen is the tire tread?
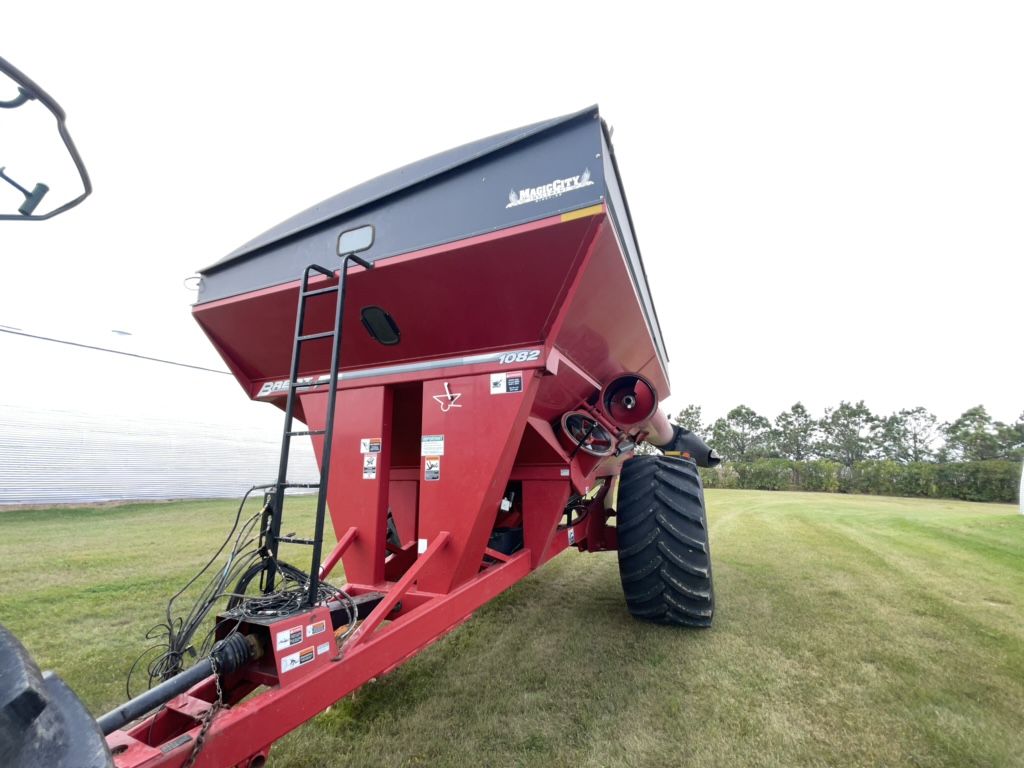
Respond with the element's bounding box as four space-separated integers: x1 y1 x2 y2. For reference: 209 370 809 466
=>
615 455 715 628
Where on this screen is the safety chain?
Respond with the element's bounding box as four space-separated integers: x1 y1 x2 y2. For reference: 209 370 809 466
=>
183 657 223 768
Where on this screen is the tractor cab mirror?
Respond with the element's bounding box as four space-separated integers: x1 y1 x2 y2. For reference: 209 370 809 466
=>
337 224 374 256
0 56 91 221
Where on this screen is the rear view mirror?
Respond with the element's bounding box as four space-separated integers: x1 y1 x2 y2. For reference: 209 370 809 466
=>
0 56 91 221
337 224 374 256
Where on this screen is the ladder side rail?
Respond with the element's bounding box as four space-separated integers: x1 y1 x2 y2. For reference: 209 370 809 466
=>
307 253 373 605
267 263 337 593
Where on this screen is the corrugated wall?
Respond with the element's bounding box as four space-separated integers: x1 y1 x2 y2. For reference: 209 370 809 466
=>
0 325 325 506
0 405 317 507
0 403 319 505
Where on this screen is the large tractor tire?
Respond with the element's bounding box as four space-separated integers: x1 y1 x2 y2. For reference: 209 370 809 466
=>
0 625 113 768
615 455 715 627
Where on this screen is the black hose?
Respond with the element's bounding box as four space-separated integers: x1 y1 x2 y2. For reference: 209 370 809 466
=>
97 633 252 736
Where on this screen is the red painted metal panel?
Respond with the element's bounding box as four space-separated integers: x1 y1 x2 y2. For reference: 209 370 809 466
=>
192 212 603 397
388 479 418 546
300 387 392 585
416 371 541 592
521 480 572 569
529 349 603 424
263 609 334 682
554 221 670 399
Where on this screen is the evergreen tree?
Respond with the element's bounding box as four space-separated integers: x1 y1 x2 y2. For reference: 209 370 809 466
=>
817 400 878 468
772 402 818 461
710 405 772 462
672 404 710 436
942 406 1010 461
876 407 940 463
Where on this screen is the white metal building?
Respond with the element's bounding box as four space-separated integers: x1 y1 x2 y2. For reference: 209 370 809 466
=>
0 330 318 506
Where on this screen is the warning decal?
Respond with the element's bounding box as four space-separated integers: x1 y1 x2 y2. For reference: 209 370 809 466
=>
360 438 382 454
276 625 303 651
307 620 327 637
363 454 378 480
490 371 524 395
424 457 441 481
317 642 332 656
282 646 316 673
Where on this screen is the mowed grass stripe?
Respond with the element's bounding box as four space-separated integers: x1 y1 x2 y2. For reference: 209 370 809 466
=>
1 491 1021 767
701 492 1023 768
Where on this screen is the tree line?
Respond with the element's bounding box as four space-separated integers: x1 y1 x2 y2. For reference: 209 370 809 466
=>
674 401 1024 466
665 402 1022 503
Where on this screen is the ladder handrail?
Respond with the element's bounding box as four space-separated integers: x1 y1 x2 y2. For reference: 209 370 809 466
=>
306 253 372 605
266 256 373 605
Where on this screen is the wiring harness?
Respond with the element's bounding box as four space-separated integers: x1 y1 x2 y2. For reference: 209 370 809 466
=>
127 487 355 697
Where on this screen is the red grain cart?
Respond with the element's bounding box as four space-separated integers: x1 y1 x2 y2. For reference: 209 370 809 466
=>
1 105 719 768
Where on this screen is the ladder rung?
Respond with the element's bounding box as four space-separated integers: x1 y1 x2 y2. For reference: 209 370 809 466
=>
297 331 335 342
277 482 321 489
307 265 335 279
277 536 317 545
302 286 339 298
287 430 326 437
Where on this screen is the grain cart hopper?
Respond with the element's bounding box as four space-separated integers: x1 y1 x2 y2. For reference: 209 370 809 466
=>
0 105 719 768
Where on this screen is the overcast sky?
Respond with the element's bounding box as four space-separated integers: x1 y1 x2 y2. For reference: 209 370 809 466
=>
1 1 1021 431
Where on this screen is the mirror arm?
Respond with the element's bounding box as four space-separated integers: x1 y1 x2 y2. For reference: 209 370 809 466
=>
0 167 31 196
0 86 35 109
0 56 91 221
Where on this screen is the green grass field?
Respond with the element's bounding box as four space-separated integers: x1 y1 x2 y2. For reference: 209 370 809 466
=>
1 491 1022 767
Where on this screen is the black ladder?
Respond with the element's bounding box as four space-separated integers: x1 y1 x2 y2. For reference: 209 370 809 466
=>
265 254 373 605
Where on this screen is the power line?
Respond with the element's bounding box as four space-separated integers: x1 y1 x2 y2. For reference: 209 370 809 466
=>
0 327 232 374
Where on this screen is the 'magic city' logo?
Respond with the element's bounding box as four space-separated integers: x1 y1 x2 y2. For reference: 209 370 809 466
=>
506 168 593 208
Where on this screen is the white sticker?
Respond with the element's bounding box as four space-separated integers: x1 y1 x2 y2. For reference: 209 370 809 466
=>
417 538 428 554
307 620 327 637
490 371 523 394
363 454 378 480
281 646 316 673
421 435 445 456
424 456 440 481
276 625 303 651
360 438 382 454
568 528 576 546
317 642 332 656
560 469 570 477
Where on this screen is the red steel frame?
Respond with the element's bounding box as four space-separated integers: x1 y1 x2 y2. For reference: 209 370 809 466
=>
106 206 671 767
